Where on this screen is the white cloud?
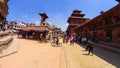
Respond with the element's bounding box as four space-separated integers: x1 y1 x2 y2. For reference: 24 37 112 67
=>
65 23 68 27
48 13 69 31
57 23 68 31
35 21 40 26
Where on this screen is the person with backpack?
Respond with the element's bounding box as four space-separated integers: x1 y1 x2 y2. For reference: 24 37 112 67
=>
87 39 94 55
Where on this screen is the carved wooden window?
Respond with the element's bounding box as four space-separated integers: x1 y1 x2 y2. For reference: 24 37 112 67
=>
104 15 113 25
77 20 81 24
98 21 103 26
96 23 99 27
115 15 120 23
79 20 84 23
100 22 104 28
100 33 103 36
89 24 92 30
93 23 97 29
111 15 116 24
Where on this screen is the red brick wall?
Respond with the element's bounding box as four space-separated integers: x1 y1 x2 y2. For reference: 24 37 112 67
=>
112 27 120 43
95 27 120 43
97 29 106 41
70 19 85 25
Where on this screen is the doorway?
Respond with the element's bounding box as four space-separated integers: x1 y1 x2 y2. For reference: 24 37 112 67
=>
106 30 112 42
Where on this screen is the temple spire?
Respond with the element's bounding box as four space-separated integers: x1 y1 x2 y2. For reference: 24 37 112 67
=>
39 13 48 26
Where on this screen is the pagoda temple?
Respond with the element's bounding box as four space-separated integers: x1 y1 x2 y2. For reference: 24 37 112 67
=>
72 1 120 49
75 3 120 43
66 10 89 36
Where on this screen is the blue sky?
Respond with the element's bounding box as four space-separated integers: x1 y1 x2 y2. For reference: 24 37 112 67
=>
7 0 118 31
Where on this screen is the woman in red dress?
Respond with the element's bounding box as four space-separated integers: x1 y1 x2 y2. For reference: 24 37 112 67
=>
65 36 69 44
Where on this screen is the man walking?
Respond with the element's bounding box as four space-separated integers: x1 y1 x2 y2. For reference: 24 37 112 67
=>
87 39 94 55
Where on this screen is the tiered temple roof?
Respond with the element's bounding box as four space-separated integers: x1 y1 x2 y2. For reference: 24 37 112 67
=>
67 10 89 23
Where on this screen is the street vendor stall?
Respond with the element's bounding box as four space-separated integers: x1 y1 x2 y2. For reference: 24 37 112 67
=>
16 26 49 40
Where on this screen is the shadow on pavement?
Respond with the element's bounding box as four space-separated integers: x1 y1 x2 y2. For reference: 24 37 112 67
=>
77 43 120 67
82 53 89 55
51 45 62 47
0 50 3 54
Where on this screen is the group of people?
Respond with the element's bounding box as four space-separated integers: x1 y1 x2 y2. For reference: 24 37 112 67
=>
63 34 95 55
63 35 76 45
63 36 69 44
52 35 60 46
39 33 60 46
39 33 95 55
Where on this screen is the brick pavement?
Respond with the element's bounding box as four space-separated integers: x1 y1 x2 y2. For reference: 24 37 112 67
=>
0 36 66 68
0 36 119 68
62 43 117 68
95 41 120 53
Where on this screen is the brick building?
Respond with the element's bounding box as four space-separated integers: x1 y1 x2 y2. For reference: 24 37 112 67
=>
17 13 61 40
66 10 89 36
73 2 120 44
